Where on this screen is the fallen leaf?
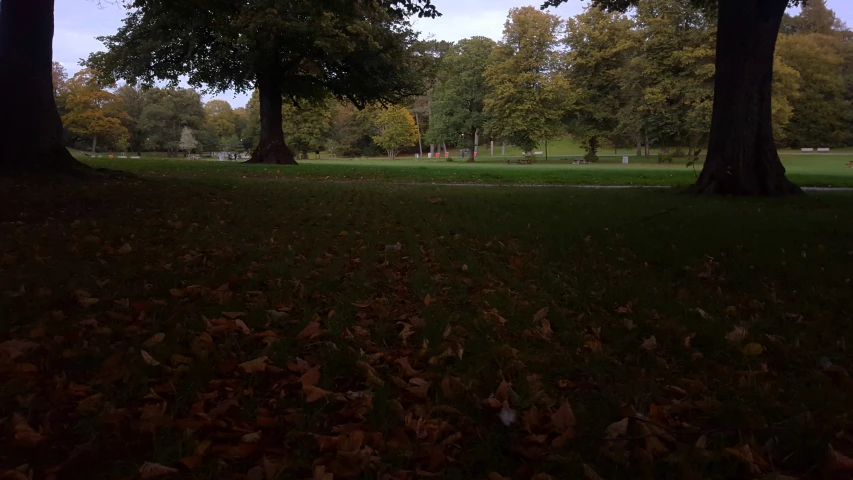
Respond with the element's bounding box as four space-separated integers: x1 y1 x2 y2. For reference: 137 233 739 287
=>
533 307 549 321
141 350 161 366
142 333 165 348
118 243 132 254
583 464 605 480
296 322 322 341
239 356 269 373
725 444 763 474
551 402 576 431
178 456 202 470
299 365 321 386
642 336 657 351
0 339 39 360
303 384 331 403
424 294 433 306
605 418 629 438
13 413 44 446
725 326 748 344
234 319 251 334
743 343 764 356
827 444 853 471
428 197 446 205
139 462 178 479
241 431 261 443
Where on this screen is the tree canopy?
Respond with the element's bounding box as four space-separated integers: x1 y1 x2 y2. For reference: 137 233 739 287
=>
88 0 440 165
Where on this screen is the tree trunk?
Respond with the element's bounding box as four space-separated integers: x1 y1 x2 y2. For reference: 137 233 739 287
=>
545 139 549 161
502 143 506 157
636 137 642 157
691 0 801 196
247 71 297 165
92 136 97 153
0 0 85 175
467 128 476 163
644 131 650 157
415 113 423 158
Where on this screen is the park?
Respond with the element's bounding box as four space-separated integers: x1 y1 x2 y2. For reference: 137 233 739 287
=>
2 0 853 479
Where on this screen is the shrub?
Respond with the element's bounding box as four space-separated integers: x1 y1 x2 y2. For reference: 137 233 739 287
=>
657 154 673 164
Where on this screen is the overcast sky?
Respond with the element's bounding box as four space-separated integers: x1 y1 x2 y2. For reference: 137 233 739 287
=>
55 0 853 108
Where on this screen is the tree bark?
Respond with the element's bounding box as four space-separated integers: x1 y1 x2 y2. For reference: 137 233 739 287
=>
415 113 423 158
636 138 642 157
691 0 801 196
247 71 297 165
467 128 476 163
0 0 85 175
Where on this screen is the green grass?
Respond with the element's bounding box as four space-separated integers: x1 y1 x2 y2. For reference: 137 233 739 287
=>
82 153 853 188
2 164 853 478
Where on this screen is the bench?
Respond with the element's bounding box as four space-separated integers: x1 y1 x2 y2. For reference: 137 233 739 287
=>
507 159 536 165
572 160 590 165
187 154 201 160
801 148 815 152
818 148 831 152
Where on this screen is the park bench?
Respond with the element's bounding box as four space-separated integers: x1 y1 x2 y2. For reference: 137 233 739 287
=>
801 148 815 152
187 154 201 160
507 158 536 165
572 160 590 165
818 148 831 152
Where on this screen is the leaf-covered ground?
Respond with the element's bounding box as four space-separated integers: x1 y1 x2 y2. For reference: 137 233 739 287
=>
2 174 853 479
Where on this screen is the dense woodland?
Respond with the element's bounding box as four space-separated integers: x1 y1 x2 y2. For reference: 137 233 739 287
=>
59 0 851 160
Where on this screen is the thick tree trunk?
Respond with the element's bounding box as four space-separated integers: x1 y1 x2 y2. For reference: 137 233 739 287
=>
467 128 476 163
636 138 642 157
247 72 297 165
691 0 801 196
0 0 85 175
92 136 97 153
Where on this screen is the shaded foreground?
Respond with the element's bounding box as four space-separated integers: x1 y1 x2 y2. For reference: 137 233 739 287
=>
2 175 853 479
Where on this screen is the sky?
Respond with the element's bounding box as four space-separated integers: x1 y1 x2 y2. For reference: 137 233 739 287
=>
55 0 853 108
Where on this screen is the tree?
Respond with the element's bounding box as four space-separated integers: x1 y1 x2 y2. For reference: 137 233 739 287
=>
326 104 380 157
244 90 335 159
781 0 847 35
776 33 851 147
0 0 86 174
137 88 206 156
115 85 147 155
770 56 802 143
61 69 130 153
371 106 419 158
484 7 566 154
428 37 496 162
51 61 67 99
545 0 806 195
204 100 238 142
89 0 439 166
179 127 198 154
562 6 636 160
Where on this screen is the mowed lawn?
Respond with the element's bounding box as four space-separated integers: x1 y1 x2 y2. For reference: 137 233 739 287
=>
2 169 853 479
83 154 853 188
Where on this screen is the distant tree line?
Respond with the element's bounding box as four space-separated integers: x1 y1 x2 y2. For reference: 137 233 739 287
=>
52 0 850 163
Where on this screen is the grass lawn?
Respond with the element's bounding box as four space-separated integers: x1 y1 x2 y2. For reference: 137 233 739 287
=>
2 165 853 479
82 154 853 188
